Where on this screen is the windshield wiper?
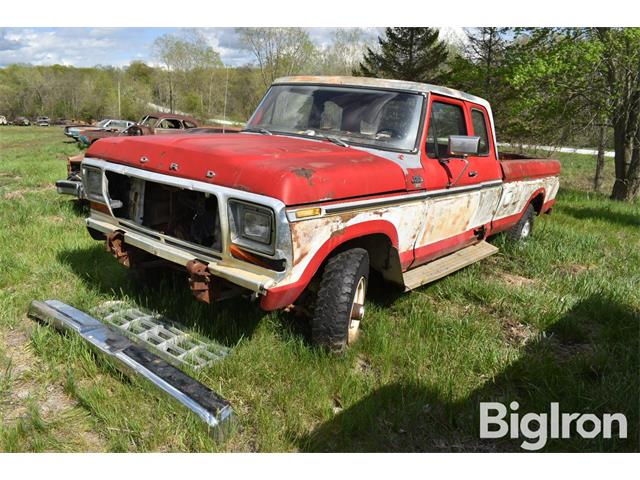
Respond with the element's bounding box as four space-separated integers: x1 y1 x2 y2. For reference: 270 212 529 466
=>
315 134 349 147
241 127 273 135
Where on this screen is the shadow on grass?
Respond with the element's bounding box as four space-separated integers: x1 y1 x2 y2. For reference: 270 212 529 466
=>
57 243 265 347
70 199 89 217
562 205 640 228
296 294 639 452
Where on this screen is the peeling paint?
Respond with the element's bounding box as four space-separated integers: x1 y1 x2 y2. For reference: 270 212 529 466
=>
291 167 315 184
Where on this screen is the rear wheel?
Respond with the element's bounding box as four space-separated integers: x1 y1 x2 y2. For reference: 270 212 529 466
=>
507 204 535 242
311 248 369 352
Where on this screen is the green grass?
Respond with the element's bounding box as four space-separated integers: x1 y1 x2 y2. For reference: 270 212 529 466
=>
0 125 638 452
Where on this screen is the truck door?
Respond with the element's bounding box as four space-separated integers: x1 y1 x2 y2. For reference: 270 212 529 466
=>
412 95 501 267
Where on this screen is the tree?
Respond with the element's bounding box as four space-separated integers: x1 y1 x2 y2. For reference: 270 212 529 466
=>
356 28 449 83
152 30 222 115
506 28 640 201
317 28 370 76
462 28 510 98
237 28 316 87
594 28 640 201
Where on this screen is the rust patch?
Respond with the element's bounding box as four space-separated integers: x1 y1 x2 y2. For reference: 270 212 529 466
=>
186 259 212 303
291 167 315 185
105 231 130 267
337 211 358 224
418 195 475 247
330 227 346 239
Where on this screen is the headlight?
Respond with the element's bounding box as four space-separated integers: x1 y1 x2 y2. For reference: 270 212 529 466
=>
228 200 274 254
83 167 104 203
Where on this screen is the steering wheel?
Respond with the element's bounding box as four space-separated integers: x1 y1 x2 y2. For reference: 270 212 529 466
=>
376 128 401 139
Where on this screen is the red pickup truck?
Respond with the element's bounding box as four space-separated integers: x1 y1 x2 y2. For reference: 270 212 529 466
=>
81 76 560 351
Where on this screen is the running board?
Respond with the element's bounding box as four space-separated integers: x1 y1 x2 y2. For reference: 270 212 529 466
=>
27 300 233 437
403 241 499 291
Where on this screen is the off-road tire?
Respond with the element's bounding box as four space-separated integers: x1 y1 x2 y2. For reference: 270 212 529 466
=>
311 248 369 352
507 204 535 242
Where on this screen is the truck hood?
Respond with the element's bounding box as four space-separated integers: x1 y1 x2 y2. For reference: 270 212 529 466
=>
86 133 408 205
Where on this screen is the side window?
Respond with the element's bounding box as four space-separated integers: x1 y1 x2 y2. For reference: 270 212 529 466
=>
158 119 181 129
426 101 467 158
471 109 490 155
183 120 197 129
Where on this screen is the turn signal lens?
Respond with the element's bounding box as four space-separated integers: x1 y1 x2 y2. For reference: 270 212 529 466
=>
295 207 321 219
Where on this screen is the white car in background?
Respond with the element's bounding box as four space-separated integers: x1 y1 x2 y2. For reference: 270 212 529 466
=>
0 115 7 125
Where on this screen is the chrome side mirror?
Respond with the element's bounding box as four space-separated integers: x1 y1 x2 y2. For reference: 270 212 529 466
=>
448 135 480 157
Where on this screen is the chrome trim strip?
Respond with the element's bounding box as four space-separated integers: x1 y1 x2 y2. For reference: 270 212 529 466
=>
28 300 234 437
286 180 503 222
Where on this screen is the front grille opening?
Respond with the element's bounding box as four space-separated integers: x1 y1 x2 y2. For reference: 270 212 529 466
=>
106 172 222 252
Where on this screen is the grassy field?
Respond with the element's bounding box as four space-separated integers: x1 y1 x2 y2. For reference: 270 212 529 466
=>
0 126 638 452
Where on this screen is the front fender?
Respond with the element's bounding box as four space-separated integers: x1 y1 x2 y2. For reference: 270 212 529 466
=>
261 219 399 310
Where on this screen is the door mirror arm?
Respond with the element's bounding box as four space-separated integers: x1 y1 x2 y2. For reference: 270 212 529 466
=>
447 157 470 188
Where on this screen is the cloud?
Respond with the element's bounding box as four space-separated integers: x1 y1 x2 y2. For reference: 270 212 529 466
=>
0 27 467 69
0 29 25 51
0 27 173 67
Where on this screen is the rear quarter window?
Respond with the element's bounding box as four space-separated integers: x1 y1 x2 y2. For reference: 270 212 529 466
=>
471 109 490 155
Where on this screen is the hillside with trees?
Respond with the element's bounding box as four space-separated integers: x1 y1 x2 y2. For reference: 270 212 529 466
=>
1 27 638 201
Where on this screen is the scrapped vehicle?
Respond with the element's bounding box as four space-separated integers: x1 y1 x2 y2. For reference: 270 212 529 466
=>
0 115 7 126
129 113 200 135
77 113 201 146
36 116 50 126
55 154 85 199
183 126 242 135
81 76 560 351
64 119 130 139
14 116 30 126
77 119 136 146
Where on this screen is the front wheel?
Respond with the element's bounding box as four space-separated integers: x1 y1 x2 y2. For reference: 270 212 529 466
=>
311 248 369 352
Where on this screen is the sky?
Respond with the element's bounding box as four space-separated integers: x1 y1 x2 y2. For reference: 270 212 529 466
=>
0 27 467 68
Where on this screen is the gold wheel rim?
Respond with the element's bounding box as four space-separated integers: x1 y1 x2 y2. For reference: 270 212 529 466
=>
348 276 366 344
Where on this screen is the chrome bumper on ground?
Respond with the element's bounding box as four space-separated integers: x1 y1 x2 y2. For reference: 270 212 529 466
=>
55 179 84 199
28 299 234 436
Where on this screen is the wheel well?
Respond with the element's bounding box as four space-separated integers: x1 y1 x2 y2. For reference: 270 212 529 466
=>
530 192 545 215
329 234 403 286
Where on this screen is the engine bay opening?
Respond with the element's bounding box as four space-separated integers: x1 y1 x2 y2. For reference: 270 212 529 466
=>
106 172 222 252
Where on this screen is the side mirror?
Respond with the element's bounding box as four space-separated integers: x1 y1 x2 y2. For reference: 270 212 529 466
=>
448 135 480 157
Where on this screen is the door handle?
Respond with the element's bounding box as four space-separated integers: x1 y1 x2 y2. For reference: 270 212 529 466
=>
468 170 478 177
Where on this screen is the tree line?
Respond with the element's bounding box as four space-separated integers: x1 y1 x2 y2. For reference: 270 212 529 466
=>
0 27 638 201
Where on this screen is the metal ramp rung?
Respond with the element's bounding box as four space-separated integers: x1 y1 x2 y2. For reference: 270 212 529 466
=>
92 301 230 371
403 241 499 291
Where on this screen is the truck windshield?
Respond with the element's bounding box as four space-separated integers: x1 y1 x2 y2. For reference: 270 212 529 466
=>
247 85 424 151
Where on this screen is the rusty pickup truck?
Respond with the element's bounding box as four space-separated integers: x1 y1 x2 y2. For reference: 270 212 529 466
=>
81 76 560 351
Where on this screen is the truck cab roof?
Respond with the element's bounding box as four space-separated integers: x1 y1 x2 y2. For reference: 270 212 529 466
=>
273 76 492 112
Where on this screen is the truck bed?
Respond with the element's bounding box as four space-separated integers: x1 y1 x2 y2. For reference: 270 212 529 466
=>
499 152 561 182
